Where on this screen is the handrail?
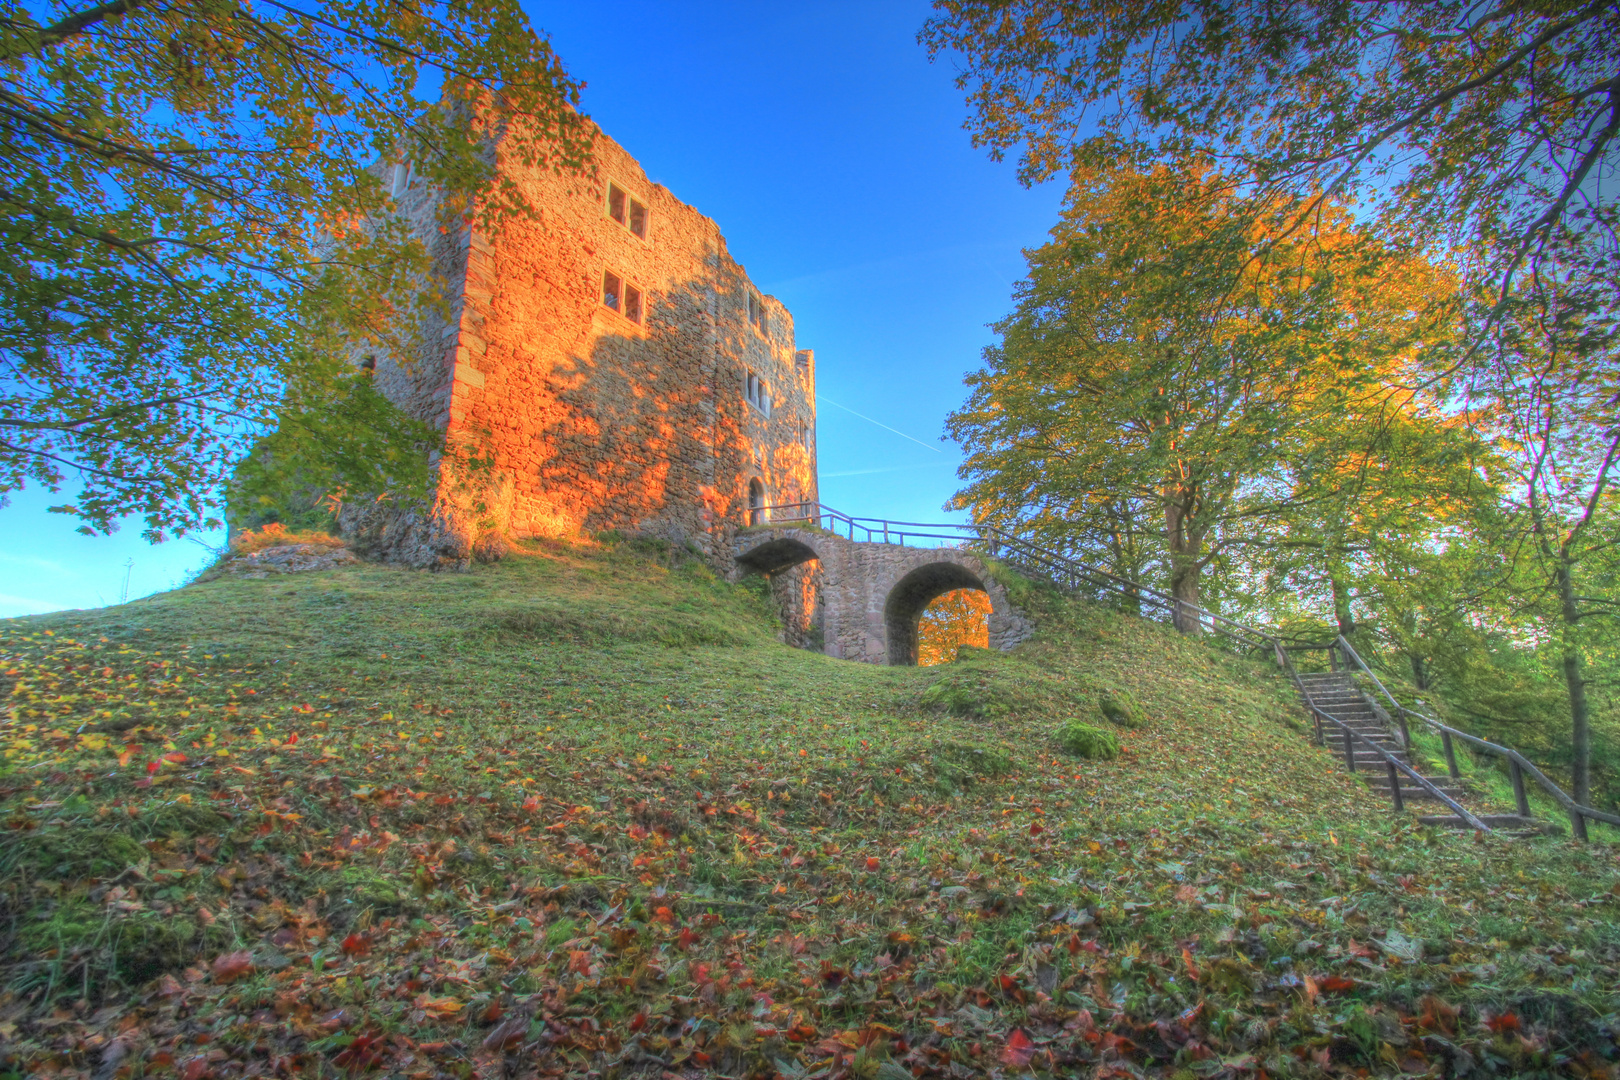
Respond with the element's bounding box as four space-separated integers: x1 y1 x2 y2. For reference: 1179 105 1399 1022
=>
1333 636 1618 840
1273 642 1490 832
754 502 1273 652
751 502 1600 839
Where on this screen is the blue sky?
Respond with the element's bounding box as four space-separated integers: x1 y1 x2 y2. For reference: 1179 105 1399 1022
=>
0 0 1062 617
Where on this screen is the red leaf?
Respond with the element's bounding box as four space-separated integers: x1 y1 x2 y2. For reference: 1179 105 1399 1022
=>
211 951 254 983
522 796 541 812
1029 822 1044 837
286 732 299 746
340 933 371 957
163 752 187 764
1000 1028 1036 1067
146 760 160 776
628 1012 647 1033
1485 1012 1522 1034
677 927 700 950
865 856 880 871
1319 975 1358 993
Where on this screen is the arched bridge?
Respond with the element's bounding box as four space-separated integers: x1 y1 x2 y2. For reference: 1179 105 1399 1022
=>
732 506 1034 665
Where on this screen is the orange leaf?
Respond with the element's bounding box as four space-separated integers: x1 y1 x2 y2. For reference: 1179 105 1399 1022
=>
1181 948 1201 981
163 752 187 764
1000 1028 1036 1067
1485 1012 1522 1034
417 996 463 1019
865 857 880 871
1319 975 1358 993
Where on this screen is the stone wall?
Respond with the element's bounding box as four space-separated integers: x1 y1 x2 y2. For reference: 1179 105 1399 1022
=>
358 122 817 570
734 528 1035 665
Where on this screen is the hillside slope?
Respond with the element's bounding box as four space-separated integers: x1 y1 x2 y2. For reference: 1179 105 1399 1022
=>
2 538 1617 1079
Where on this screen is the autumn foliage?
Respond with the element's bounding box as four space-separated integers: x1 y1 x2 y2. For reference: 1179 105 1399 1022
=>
916 588 992 666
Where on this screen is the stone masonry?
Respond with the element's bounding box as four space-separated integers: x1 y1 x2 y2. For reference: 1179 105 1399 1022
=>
352 120 817 571
734 527 1034 666
348 117 1026 665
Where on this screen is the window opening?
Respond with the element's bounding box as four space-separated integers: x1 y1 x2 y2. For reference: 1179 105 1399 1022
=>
602 271 644 323
607 182 648 239
747 291 763 330
390 161 414 198
800 422 811 452
746 371 771 416
748 478 765 526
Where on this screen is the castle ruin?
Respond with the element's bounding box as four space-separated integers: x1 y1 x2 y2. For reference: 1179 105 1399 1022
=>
349 124 817 572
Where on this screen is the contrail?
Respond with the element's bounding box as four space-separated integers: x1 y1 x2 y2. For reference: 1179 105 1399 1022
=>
817 395 941 453
821 463 949 478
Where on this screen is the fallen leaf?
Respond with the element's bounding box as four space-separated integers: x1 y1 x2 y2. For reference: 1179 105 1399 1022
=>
1000 1028 1036 1067
210 951 254 984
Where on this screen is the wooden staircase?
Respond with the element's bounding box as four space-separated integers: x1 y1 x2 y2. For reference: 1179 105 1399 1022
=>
1294 671 1546 835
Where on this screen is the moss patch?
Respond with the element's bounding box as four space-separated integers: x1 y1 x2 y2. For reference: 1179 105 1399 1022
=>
1057 720 1120 759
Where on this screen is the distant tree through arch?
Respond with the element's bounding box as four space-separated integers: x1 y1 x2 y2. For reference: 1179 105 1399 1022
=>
916 588 992 666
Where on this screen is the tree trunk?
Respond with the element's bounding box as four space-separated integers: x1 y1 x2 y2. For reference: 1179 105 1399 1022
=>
1409 653 1430 691
1329 572 1355 638
1554 560 1592 806
1163 492 1204 635
1169 566 1202 635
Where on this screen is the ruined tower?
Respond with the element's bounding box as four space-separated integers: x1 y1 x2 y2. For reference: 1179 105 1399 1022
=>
350 123 818 570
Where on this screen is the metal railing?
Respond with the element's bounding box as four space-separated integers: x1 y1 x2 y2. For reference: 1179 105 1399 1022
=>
752 502 1271 652
750 501 1606 840
1331 636 1618 841
1273 641 1488 831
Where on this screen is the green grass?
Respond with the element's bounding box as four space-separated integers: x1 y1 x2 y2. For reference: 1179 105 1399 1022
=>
1 537 1617 1078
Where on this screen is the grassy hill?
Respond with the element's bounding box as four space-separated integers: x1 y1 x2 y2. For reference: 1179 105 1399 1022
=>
2 537 1617 1079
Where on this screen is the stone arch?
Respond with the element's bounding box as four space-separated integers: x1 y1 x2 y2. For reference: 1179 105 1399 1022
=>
883 561 991 666
735 535 820 575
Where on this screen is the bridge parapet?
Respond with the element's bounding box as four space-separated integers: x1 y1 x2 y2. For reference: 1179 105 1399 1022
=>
734 523 1033 665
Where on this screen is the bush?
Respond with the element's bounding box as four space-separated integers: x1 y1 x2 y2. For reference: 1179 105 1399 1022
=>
230 522 344 555
1098 690 1143 728
1057 720 1119 759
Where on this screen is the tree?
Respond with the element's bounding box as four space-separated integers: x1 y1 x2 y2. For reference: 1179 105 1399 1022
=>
922 0 1620 361
1 0 590 538
917 588 993 665
946 166 1448 633
1470 295 1619 806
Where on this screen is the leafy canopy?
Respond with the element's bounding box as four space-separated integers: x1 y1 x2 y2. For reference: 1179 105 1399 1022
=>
0 0 590 537
922 0 1620 354
946 166 1457 624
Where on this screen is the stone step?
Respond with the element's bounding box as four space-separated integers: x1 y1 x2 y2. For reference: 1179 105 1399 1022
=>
1418 814 1562 836
1372 785 1468 802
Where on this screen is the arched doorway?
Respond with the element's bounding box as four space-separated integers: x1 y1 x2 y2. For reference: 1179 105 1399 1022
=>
916 588 993 665
883 561 991 666
747 478 765 526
